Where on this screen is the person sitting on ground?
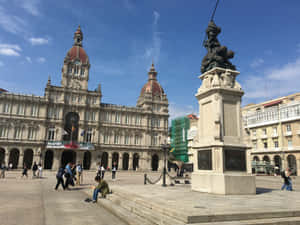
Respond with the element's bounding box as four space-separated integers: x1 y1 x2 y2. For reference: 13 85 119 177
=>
92 176 109 203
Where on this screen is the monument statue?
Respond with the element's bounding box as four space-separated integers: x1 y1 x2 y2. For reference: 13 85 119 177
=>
201 20 236 74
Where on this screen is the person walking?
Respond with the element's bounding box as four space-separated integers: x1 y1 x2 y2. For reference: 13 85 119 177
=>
64 162 73 189
55 167 65 190
112 163 117 180
0 162 6 179
100 165 105 179
21 164 28 178
281 168 293 191
32 162 38 178
76 163 82 185
37 163 43 178
92 176 110 203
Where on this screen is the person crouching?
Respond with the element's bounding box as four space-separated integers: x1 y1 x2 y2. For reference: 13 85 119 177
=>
92 176 109 203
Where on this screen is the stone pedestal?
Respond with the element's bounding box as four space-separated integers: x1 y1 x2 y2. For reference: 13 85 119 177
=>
191 67 256 195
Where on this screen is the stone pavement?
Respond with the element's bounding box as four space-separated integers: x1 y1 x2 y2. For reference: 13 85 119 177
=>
2 170 300 225
0 171 127 225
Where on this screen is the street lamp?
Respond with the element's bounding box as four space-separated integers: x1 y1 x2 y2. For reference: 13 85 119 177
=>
161 143 170 187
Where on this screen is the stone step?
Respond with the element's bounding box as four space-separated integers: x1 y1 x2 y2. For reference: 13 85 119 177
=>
110 187 188 223
188 216 300 225
187 210 300 224
108 193 184 225
82 189 153 225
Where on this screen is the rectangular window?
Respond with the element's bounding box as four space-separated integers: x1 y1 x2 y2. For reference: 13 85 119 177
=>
104 112 110 122
85 128 92 143
135 135 139 145
125 114 129 124
91 111 95 121
114 134 119 144
263 128 267 135
273 127 277 135
31 105 38 117
3 103 11 113
115 113 120 123
75 66 79 75
14 127 22 139
125 135 129 145
152 134 158 145
0 126 7 138
286 124 291 132
252 129 256 136
17 104 25 115
274 140 279 148
48 128 55 141
80 68 85 76
68 66 72 74
288 139 293 149
252 141 257 149
264 142 268 149
28 127 35 140
103 134 109 144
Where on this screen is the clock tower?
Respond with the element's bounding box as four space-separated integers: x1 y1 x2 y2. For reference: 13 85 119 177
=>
61 25 90 90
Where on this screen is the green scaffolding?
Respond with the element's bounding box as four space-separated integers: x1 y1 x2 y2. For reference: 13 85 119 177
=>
170 116 190 163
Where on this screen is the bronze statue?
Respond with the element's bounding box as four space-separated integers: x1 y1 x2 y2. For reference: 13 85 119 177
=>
201 20 236 73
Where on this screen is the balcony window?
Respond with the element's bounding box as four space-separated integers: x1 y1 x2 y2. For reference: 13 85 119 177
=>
263 142 268 149
3 103 11 113
80 68 85 76
67 65 72 74
17 104 25 115
48 128 55 141
135 135 140 145
286 124 291 132
288 139 293 149
125 135 129 145
115 113 121 123
274 140 279 148
252 129 256 136
103 134 109 144
85 128 92 143
28 127 36 140
252 141 257 149
0 126 8 138
273 127 277 136
31 105 38 117
14 127 22 139
114 134 119 144
262 128 267 135
125 114 129 124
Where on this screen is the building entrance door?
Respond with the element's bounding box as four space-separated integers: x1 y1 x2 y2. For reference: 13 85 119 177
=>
61 150 76 168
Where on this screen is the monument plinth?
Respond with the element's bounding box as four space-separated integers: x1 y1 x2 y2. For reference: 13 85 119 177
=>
191 21 255 195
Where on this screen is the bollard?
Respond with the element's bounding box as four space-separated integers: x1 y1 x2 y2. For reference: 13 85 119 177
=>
144 173 147 185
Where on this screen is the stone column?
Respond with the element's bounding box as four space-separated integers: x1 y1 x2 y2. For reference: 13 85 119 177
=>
77 151 84 165
108 152 112 169
4 150 9 167
118 153 123 170
33 149 40 165
18 149 24 169
128 152 133 170
52 150 62 170
297 159 300 176
90 151 99 171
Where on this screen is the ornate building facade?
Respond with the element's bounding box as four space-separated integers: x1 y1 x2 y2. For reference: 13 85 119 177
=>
242 92 300 175
0 26 169 171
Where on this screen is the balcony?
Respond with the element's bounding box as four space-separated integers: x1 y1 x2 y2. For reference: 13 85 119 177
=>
284 131 292 137
251 136 257 140
46 141 95 150
272 133 278 138
260 134 268 139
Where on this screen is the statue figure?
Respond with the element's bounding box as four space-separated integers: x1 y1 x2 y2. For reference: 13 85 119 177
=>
201 20 236 74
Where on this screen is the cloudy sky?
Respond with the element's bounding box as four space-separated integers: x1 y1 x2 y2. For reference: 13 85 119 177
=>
0 0 299 119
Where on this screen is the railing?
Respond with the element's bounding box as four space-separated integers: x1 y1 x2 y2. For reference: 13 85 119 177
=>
244 102 300 127
46 141 95 150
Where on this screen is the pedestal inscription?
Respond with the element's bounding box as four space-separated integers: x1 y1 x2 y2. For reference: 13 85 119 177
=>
197 150 212 170
224 149 246 171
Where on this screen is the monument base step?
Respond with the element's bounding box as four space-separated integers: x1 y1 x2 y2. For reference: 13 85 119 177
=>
189 216 300 225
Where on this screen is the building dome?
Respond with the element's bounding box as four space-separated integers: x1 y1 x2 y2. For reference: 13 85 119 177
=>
66 46 89 64
65 25 89 65
140 63 164 97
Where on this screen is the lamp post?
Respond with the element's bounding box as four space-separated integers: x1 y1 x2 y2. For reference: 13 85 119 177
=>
161 143 170 187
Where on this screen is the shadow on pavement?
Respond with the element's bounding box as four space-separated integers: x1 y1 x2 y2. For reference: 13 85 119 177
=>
256 187 275 194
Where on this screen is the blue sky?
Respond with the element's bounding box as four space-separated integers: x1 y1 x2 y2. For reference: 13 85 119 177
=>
0 0 300 119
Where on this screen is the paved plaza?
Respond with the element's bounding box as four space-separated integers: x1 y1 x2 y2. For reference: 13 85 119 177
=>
1 170 300 225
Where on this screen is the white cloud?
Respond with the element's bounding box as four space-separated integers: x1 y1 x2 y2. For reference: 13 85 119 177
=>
26 56 32 63
0 44 21 56
169 102 197 121
242 57 300 103
143 11 161 64
0 6 27 34
250 58 264 68
37 57 45 63
28 37 49 45
15 0 41 16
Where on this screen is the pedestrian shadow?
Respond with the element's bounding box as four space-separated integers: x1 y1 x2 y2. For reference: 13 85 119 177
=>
256 187 275 194
69 187 86 191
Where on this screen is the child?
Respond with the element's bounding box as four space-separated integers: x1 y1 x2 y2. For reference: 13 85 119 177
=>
92 176 109 203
